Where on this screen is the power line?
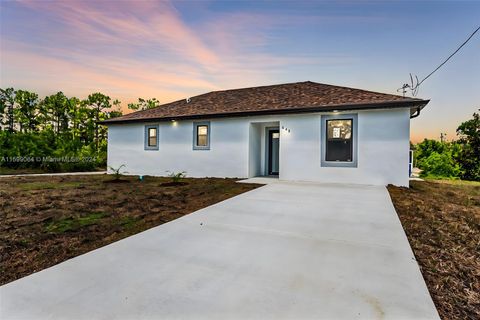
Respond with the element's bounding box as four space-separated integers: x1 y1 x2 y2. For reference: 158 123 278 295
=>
418 26 479 87
398 26 480 96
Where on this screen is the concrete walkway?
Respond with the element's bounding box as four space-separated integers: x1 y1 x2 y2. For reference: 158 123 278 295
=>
0 182 439 320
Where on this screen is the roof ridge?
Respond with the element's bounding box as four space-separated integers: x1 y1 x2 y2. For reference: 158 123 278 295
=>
208 81 310 93
187 81 420 101
305 82 420 101
126 81 315 114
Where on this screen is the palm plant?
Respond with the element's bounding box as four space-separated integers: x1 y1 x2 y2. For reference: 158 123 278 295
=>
109 164 127 181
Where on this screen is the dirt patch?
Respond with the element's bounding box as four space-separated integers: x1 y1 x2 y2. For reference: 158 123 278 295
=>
160 181 189 187
387 180 480 320
103 179 131 184
0 175 260 285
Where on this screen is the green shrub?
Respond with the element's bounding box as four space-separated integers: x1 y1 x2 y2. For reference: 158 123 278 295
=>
455 113 480 181
420 151 461 179
0 131 104 172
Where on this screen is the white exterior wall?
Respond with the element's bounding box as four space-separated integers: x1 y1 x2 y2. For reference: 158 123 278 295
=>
107 108 411 186
279 108 411 186
108 118 250 178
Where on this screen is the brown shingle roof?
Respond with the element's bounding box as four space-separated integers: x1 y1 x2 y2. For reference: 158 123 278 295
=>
102 81 428 124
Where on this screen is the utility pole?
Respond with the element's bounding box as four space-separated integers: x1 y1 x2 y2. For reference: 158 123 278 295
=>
440 132 447 143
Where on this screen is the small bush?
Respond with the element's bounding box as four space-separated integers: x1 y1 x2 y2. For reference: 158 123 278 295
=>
167 171 186 183
108 164 127 181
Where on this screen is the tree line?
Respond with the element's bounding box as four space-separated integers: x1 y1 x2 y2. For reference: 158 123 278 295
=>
2 87 478 180
413 113 480 181
0 87 159 172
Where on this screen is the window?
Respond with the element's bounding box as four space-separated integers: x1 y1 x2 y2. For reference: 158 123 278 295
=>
326 119 352 162
321 114 357 167
193 122 210 150
148 128 157 147
197 125 208 146
144 125 159 150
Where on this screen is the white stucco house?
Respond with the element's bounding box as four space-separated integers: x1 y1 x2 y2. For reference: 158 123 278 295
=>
101 81 429 186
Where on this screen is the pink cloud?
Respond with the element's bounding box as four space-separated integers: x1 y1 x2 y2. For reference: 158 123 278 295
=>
3 0 357 113
18 0 221 69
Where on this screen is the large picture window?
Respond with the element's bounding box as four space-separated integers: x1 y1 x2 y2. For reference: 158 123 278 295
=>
144 125 159 150
193 122 210 150
321 114 357 167
326 119 352 162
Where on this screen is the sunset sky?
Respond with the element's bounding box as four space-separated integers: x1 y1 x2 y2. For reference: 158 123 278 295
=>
1 0 479 142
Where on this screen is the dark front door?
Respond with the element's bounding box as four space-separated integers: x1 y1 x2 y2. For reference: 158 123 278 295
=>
268 129 279 175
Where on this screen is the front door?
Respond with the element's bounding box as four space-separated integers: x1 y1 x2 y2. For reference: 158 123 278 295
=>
268 129 280 175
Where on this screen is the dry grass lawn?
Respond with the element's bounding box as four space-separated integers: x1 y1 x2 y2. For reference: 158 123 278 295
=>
388 180 480 320
0 174 259 285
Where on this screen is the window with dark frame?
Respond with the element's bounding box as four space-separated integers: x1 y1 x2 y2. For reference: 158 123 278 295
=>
196 125 209 147
148 127 157 147
325 119 353 162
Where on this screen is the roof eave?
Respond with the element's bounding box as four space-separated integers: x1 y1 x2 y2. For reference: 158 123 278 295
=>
99 99 429 125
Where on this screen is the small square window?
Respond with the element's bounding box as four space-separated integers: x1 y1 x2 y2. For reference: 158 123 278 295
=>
193 122 210 150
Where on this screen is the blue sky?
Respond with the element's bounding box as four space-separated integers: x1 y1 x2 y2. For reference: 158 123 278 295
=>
1 0 479 141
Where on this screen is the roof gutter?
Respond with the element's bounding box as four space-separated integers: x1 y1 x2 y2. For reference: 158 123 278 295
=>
410 107 422 119
99 99 429 125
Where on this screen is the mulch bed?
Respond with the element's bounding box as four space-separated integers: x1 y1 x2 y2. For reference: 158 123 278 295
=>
0 175 259 285
388 180 480 320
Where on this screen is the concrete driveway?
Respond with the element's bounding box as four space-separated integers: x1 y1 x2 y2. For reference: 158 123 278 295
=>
0 182 439 319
